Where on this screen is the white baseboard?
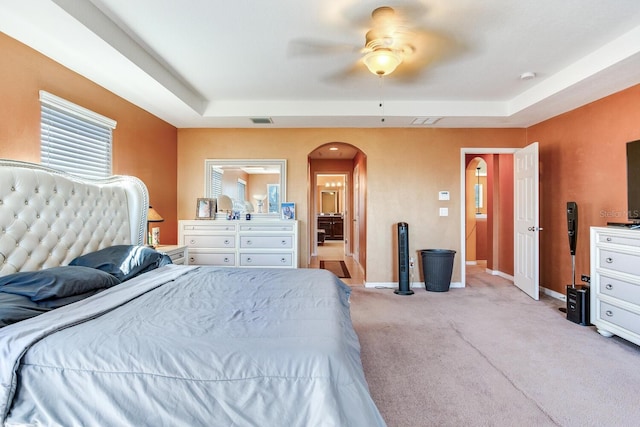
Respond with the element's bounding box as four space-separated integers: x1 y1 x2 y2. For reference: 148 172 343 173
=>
365 281 462 289
466 261 477 265
485 268 514 282
541 287 566 301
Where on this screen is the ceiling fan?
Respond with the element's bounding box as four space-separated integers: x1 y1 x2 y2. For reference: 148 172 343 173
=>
289 5 456 81
361 6 416 76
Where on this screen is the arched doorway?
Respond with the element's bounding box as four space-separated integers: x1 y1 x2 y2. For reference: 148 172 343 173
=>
308 142 367 285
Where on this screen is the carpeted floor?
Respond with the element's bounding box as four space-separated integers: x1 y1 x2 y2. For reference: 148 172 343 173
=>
319 260 351 278
349 269 640 427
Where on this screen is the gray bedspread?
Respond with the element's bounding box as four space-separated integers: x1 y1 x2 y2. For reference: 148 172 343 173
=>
0 265 385 426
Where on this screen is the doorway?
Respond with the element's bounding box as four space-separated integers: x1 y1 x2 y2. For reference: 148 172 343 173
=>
308 143 367 285
460 149 516 287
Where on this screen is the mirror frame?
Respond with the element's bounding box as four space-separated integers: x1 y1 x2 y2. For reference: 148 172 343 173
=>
204 159 287 217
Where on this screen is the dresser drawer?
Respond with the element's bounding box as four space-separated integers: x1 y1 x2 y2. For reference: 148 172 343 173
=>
239 235 293 249
183 234 235 249
239 253 293 267
598 232 640 247
188 252 235 266
182 223 236 232
598 249 640 276
599 301 640 336
239 223 295 232
598 274 640 306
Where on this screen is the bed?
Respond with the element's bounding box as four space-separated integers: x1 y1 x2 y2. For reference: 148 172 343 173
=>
0 160 385 426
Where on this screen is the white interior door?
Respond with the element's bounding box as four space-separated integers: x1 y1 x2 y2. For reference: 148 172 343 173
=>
514 142 540 300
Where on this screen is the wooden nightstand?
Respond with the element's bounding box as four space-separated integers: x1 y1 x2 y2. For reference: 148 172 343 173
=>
156 245 188 265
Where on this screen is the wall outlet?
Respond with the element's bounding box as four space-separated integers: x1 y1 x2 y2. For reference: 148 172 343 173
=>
581 274 590 283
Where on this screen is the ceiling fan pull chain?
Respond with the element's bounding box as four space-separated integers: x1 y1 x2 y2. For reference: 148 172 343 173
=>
379 76 386 122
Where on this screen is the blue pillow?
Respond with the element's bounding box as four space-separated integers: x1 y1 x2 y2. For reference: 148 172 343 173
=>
0 292 49 327
69 245 172 282
0 266 121 301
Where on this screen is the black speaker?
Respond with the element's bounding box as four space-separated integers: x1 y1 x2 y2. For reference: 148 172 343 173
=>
395 222 414 295
566 285 590 325
567 201 578 255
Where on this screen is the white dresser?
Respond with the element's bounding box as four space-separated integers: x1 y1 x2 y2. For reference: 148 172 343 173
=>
590 226 640 346
179 219 298 268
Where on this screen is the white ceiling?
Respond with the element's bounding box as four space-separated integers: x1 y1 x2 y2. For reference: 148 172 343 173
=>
2 0 640 129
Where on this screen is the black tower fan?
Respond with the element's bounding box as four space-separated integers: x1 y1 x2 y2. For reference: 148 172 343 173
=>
395 222 414 295
565 201 589 325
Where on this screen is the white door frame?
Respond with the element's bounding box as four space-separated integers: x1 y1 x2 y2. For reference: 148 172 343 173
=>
460 148 518 287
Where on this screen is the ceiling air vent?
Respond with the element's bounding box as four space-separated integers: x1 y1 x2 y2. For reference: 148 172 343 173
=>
250 117 273 124
411 117 442 125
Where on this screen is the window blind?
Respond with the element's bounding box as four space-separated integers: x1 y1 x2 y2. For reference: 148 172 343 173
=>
211 168 223 198
40 91 116 180
237 179 246 201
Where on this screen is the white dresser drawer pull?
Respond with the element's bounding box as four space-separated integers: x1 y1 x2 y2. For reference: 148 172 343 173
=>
246 240 253 245
605 257 613 263
224 257 230 263
606 283 613 290
280 240 286 246
605 310 614 317
224 239 230 245
246 257 252 263
189 256 195 263
280 258 287 263
606 237 612 242
190 239 196 244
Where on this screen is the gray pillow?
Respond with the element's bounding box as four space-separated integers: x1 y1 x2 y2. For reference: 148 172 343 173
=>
0 292 50 327
69 245 172 282
0 266 121 301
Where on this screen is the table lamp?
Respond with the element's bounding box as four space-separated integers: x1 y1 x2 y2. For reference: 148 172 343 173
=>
147 205 164 246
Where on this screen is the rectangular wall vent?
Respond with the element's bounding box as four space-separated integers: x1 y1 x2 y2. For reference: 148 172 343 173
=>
411 117 442 125
250 117 273 124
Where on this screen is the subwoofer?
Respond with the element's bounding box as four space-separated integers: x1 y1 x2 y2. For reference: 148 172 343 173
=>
395 222 414 295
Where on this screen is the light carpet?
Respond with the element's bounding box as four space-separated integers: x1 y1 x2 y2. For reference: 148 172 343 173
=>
349 270 640 426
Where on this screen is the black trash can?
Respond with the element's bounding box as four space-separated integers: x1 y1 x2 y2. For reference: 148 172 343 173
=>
420 249 456 292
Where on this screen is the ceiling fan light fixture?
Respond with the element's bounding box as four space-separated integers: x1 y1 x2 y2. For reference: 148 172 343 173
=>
363 48 402 76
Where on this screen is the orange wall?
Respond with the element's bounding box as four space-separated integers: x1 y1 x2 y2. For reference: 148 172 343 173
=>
178 128 526 283
0 33 179 244
528 84 640 294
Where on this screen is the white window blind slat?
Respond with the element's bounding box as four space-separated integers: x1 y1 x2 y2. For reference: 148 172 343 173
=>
40 91 116 179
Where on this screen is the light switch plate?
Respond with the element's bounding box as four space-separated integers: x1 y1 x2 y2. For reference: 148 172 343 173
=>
439 207 448 216
438 191 450 201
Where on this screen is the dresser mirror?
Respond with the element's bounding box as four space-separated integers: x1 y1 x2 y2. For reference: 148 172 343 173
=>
205 159 287 217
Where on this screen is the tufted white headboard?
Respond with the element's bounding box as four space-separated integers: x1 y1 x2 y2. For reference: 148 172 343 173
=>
0 159 148 276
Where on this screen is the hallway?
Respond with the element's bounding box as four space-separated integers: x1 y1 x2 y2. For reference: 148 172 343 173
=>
309 241 364 286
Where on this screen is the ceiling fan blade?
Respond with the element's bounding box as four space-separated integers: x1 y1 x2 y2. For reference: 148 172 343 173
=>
288 38 359 57
323 61 370 83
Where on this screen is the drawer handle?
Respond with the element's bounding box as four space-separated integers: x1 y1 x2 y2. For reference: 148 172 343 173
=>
224 239 230 245
606 283 613 290
606 237 612 242
246 257 252 263
605 257 613 264
224 257 230 263
190 239 196 245
280 240 286 246
246 240 253 245
280 257 287 263
605 310 614 317
189 257 195 263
